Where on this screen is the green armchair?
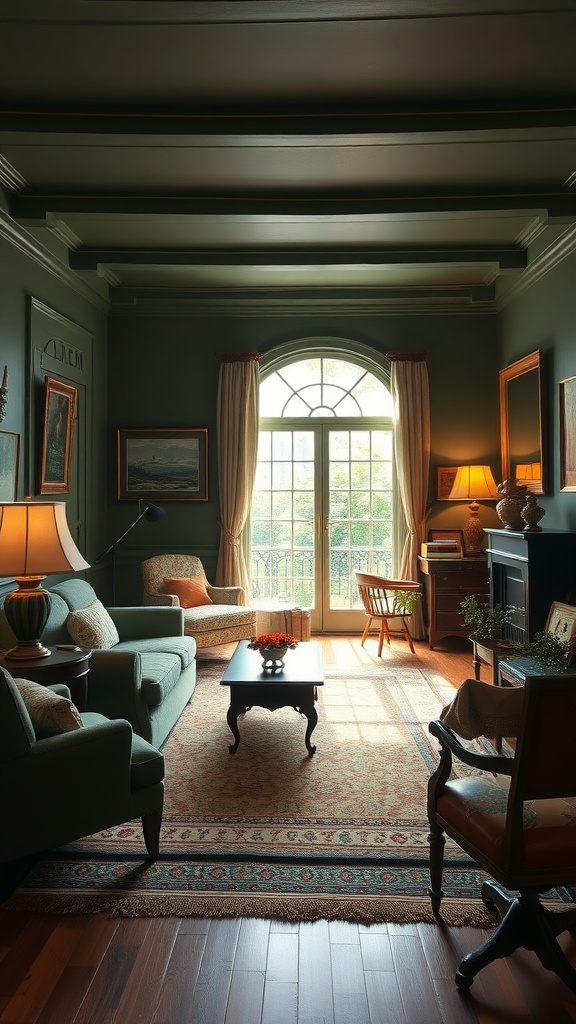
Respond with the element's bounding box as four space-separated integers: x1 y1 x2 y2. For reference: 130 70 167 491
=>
0 666 164 865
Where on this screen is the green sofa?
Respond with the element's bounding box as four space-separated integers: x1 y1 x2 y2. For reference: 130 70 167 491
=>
0 578 196 748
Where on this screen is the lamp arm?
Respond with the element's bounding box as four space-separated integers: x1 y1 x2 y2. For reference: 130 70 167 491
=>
94 508 148 562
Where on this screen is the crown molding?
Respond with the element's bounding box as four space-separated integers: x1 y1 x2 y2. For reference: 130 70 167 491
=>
497 222 576 310
0 209 109 314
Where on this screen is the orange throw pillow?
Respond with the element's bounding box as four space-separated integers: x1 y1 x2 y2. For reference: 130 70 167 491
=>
163 576 213 608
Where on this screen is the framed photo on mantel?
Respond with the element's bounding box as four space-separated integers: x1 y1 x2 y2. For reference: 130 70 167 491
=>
117 428 209 502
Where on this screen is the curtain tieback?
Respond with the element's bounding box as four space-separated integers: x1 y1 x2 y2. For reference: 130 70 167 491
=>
216 518 239 546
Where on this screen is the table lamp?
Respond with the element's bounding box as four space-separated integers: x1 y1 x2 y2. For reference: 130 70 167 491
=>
449 465 500 555
0 499 90 659
515 462 542 488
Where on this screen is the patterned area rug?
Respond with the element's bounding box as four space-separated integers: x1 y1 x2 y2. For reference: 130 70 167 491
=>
5 655 498 924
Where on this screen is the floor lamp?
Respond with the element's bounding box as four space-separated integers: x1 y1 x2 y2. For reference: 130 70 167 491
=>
95 500 166 604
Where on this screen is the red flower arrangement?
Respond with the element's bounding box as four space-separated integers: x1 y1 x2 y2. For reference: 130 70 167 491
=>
248 632 298 651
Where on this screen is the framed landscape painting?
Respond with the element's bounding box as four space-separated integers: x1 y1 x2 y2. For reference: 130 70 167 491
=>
117 428 209 502
39 377 77 494
0 430 19 500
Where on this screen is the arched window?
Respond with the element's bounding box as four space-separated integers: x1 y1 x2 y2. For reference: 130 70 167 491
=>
251 356 394 632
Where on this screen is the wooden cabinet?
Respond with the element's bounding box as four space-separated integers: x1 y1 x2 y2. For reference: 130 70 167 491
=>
418 556 489 649
484 528 576 644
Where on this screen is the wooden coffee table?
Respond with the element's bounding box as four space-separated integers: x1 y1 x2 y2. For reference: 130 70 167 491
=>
220 640 324 756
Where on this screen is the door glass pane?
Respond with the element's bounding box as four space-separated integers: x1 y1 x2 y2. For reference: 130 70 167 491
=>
328 428 394 610
250 429 315 609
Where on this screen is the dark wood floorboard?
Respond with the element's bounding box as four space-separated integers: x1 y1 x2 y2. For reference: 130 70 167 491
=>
1 635 575 1022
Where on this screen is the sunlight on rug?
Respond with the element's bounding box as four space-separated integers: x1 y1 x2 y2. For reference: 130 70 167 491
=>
3 654 499 925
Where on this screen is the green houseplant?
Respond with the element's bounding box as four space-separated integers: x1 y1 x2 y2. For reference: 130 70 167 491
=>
510 630 571 672
393 590 422 616
460 595 516 643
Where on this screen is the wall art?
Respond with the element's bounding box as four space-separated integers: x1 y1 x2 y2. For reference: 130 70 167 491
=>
117 428 209 502
39 377 77 494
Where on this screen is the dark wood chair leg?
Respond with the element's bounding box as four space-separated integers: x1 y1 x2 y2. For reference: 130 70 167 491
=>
142 809 162 860
456 886 576 994
427 828 445 915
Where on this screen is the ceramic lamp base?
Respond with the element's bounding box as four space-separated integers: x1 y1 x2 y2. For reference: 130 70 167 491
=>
3 578 52 659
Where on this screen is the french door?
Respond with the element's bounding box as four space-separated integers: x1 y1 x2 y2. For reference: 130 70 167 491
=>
250 420 394 632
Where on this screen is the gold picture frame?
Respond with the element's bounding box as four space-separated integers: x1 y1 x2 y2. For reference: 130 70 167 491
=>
560 375 576 492
39 377 77 494
545 601 576 662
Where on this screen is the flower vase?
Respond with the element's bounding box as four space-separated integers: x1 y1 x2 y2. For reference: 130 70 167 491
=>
260 646 288 670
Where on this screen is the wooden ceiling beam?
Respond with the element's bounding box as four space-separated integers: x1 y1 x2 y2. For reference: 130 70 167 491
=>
69 246 526 270
11 192 575 219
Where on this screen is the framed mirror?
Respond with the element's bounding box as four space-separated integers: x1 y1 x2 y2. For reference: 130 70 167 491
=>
499 350 544 494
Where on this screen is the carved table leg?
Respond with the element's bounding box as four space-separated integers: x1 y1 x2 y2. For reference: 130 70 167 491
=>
227 701 250 754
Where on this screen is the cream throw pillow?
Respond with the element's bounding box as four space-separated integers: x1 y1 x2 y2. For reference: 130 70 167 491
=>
15 678 83 739
67 599 120 649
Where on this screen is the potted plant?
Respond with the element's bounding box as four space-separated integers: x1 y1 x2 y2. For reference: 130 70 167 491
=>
510 630 571 672
393 590 422 616
460 595 516 643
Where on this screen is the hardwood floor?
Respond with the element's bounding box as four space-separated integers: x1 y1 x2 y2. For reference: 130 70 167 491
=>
2 635 576 1023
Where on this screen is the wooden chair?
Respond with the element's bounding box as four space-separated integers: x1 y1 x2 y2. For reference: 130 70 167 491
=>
428 673 576 994
354 571 421 655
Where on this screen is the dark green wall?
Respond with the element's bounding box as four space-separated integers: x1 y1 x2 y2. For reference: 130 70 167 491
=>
108 312 499 603
0 218 109 597
500 250 576 531
5 190 575 609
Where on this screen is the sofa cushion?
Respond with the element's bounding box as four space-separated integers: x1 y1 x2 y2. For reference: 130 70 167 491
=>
14 678 83 739
184 604 256 634
67 599 120 649
114 635 196 669
140 653 183 707
164 576 213 608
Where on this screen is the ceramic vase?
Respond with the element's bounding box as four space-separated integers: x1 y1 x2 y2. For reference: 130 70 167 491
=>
521 493 545 532
496 480 528 530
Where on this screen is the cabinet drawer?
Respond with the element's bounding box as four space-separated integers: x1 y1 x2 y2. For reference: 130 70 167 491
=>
435 573 487 590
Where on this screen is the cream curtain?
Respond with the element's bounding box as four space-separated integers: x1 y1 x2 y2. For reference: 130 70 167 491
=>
387 351 430 640
215 353 261 598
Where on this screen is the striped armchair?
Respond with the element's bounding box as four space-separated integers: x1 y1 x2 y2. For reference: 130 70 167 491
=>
141 554 257 650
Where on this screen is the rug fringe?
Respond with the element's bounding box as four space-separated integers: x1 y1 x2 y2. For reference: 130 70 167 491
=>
3 889 496 927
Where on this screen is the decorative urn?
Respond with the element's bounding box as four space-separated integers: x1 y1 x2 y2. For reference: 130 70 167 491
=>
496 479 529 531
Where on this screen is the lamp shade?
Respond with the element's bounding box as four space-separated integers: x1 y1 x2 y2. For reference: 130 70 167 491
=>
0 500 90 576
515 462 541 483
449 465 500 502
0 500 90 659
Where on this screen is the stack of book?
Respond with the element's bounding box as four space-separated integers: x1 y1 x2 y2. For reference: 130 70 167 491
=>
421 539 462 558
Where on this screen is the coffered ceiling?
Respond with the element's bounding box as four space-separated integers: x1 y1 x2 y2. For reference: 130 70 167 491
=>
2 1 576 314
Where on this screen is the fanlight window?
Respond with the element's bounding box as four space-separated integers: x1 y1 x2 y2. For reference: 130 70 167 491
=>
259 357 392 417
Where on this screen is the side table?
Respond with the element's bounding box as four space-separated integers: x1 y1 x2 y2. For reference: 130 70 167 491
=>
472 639 516 686
0 646 91 711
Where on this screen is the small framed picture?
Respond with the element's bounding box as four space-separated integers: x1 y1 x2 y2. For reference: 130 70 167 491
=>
435 466 458 500
117 428 209 502
559 375 576 491
545 601 576 662
0 430 20 500
428 529 465 556
39 377 77 494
